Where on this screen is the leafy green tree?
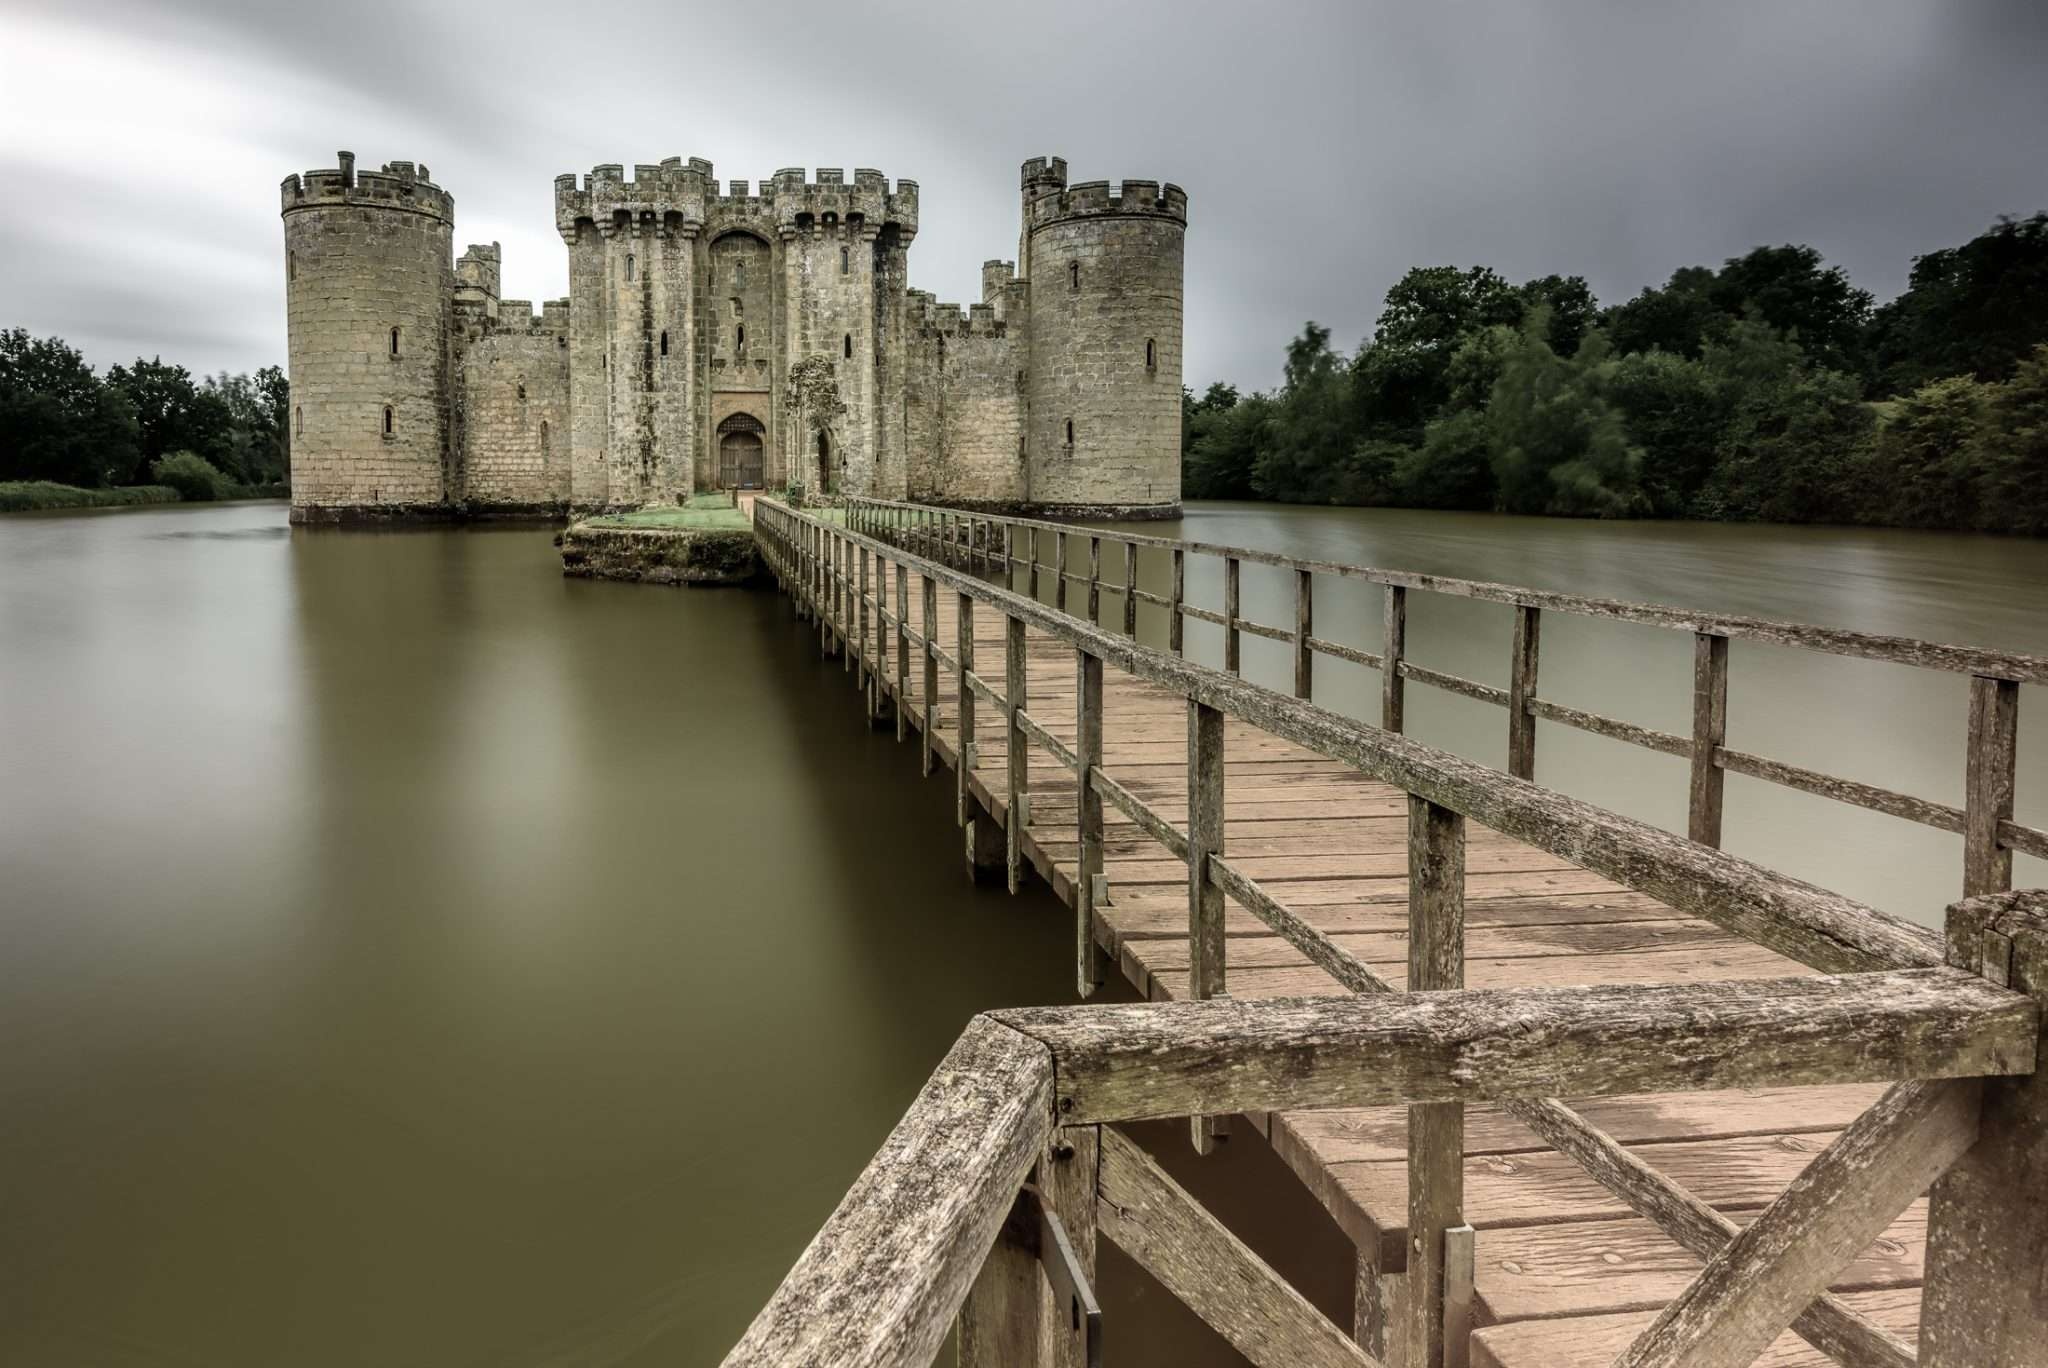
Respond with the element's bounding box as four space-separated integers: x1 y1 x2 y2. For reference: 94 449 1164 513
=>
1398 410 1493 509
1866 376 1992 529
1252 323 1354 501
1711 245 1871 374
0 328 140 486
1354 267 1522 438
1694 322 1876 523
1606 350 1728 515
1518 275 1600 357
149 449 233 501
1868 213 2048 393
1975 344 2048 534
1484 319 1645 517
1606 266 1719 358
1184 393 1269 500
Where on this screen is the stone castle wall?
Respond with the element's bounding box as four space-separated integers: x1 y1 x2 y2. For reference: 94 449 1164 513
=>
904 294 1026 506
282 154 454 521
458 302 570 511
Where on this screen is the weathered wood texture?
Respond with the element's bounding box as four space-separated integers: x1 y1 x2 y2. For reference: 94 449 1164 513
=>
1612 1079 1981 1368
722 1017 1053 1368
989 972 2034 1126
1095 1127 1375 1367
1920 890 2048 1366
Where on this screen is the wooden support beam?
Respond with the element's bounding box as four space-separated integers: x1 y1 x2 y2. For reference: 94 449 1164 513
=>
1687 632 1729 847
1224 555 1242 675
1095 1128 1376 1368
1612 1078 1982 1368
1030 527 1041 600
988 969 2036 1126
1403 796 1466 1368
1963 676 2019 897
1124 542 1139 637
1187 698 1227 1153
1007 614 1029 894
1055 532 1068 613
922 577 939 777
1087 536 1101 625
1170 547 1186 655
1922 889 2048 1365
1507 605 1539 780
1036 1125 1101 1368
1003 524 1015 593
1076 650 1105 998
1293 569 1314 700
1383 585 1406 734
723 1018 1053 1368
895 557 910 742
957 591 976 828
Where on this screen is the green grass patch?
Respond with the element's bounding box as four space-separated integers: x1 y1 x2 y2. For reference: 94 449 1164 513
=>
584 502 753 531
0 482 183 512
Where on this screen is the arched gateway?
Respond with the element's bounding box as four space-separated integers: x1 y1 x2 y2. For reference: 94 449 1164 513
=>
717 413 765 489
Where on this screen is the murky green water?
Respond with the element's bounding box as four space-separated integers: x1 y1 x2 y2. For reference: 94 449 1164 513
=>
2 499 2042 1365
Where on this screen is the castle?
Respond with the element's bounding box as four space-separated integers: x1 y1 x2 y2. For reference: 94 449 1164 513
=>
280 151 1187 523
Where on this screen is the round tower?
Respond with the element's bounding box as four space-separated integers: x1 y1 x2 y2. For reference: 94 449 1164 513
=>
1022 161 1187 518
281 151 455 522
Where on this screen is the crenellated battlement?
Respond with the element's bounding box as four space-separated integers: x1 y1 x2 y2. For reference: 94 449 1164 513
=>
1025 173 1187 231
907 289 1011 339
282 151 453 223
554 158 918 243
482 296 571 336
456 242 502 299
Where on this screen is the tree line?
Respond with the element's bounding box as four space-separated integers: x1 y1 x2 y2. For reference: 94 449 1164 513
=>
0 328 289 503
1184 213 2048 534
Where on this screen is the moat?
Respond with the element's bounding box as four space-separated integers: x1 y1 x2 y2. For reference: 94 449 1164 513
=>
2 500 2044 1364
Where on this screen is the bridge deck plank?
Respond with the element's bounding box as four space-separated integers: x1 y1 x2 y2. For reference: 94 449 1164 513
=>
807 562 1927 1365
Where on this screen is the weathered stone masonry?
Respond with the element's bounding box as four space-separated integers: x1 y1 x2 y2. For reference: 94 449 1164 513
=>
282 150 1186 523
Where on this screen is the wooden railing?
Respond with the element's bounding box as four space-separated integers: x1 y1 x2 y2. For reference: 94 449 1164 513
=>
733 498 2048 1368
838 494 2047 903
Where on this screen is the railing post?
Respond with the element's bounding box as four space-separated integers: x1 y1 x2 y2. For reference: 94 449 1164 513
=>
1403 793 1467 1368
1508 604 1540 779
859 546 873 704
1170 547 1185 655
922 576 939 777
1006 613 1029 894
1076 648 1105 997
1187 698 1227 1154
1920 891 2048 1363
957 592 977 829
1003 524 1015 592
1688 632 1729 846
1223 555 1241 675
1029 526 1041 600
1087 536 1101 624
1054 532 1068 613
1293 567 1313 700
1963 676 2019 897
1123 542 1138 637
1383 584 1406 732
895 555 910 742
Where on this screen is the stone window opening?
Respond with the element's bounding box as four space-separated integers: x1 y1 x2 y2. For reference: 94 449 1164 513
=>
295 406 303 437
840 246 849 274
843 333 852 359
736 324 745 351
1065 418 1074 447
383 405 395 438
389 327 400 357
626 254 635 282
540 420 550 449
288 251 296 281
660 330 669 357
1146 338 1156 370
817 431 832 490
1068 261 1079 291
517 382 527 402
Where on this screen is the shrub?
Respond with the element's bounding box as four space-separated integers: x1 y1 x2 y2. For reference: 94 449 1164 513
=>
148 450 232 502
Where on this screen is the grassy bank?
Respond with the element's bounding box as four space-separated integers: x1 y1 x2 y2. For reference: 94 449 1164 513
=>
583 493 754 531
0 481 288 513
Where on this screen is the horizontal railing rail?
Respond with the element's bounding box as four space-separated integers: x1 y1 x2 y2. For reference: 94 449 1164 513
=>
839 493 2045 906
737 499 2048 1368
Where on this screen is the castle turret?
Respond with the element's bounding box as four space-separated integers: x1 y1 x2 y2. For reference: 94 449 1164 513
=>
1021 160 1186 517
281 152 455 521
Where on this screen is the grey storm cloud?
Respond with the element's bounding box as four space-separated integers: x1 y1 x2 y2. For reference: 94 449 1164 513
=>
2 0 2044 390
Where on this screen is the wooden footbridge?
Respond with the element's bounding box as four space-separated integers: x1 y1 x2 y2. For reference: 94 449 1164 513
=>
731 495 2047 1367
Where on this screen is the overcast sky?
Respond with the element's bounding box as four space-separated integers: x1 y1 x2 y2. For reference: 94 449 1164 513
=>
2 1 2043 391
